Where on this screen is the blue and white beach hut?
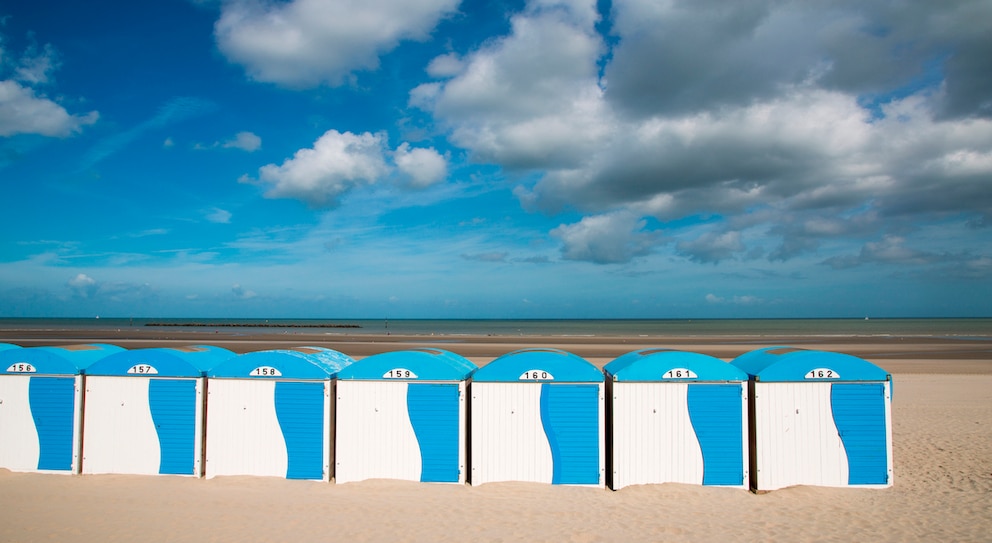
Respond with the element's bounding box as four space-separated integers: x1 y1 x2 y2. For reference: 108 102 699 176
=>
81 346 235 477
731 347 893 491
0 344 124 473
604 349 749 490
470 348 605 487
334 349 477 484
205 347 354 481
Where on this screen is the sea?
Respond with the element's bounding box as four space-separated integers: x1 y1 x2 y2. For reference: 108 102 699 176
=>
0 318 989 339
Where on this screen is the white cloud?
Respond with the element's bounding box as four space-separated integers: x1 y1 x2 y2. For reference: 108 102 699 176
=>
206 208 232 224
223 131 261 152
410 0 992 267
246 129 390 208
0 32 98 137
215 0 460 87
395 143 447 187
551 211 653 264
0 80 98 137
13 42 58 85
411 2 612 169
67 273 98 298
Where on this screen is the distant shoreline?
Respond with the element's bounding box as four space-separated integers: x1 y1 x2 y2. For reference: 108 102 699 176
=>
144 322 362 329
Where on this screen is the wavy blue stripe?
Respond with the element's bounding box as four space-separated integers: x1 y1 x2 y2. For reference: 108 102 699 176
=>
831 383 889 485
687 384 744 486
148 379 197 475
28 377 76 471
407 384 460 482
274 381 325 480
540 384 600 485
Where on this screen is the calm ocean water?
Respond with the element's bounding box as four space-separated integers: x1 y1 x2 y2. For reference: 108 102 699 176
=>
0 318 989 338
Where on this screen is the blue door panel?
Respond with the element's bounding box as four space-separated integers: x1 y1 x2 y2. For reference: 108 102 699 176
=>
831 383 888 485
687 384 744 486
407 383 460 482
540 384 600 485
274 381 325 480
149 379 197 475
28 377 76 472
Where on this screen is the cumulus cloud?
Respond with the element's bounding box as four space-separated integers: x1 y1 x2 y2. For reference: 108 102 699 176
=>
0 80 99 137
551 211 653 264
395 143 447 187
413 0 992 265
223 131 261 151
0 33 99 138
67 273 98 298
245 129 390 208
244 130 450 207
411 0 612 170
215 0 460 87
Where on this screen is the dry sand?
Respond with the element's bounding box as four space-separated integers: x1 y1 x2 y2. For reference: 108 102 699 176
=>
1 332 990 542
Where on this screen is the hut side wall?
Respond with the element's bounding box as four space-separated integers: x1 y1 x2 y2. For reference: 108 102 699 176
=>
82 376 204 476
205 379 332 481
611 382 748 490
336 380 467 484
753 381 892 490
0 375 82 473
471 382 604 487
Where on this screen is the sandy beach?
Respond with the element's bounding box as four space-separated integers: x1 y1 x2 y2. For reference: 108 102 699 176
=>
1 329 990 542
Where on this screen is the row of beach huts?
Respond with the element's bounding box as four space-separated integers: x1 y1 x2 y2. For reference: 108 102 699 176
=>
0 342 892 491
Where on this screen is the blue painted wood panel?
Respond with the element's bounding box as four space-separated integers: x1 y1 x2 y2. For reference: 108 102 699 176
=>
407 383 460 483
274 381 325 480
28 377 76 471
148 379 197 475
540 384 599 485
831 383 889 485
687 384 744 486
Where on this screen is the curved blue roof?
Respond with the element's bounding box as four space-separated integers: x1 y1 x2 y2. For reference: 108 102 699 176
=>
208 347 354 380
605 348 747 382
472 348 603 383
0 343 20 352
731 346 890 382
0 343 125 375
337 348 477 381
86 345 235 378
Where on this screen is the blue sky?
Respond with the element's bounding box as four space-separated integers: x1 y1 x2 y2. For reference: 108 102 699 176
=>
1 0 990 319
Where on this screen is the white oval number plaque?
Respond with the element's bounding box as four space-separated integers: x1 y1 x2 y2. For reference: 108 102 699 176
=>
6 363 36 373
127 364 158 374
805 368 840 379
519 370 554 381
662 368 698 379
250 366 282 377
383 368 418 379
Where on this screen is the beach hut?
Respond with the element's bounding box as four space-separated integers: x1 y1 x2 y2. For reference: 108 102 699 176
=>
470 348 605 487
604 349 749 490
0 344 124 474
334 348 477 484
81 345 235 477
731 346 893 491
205 347 354 481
